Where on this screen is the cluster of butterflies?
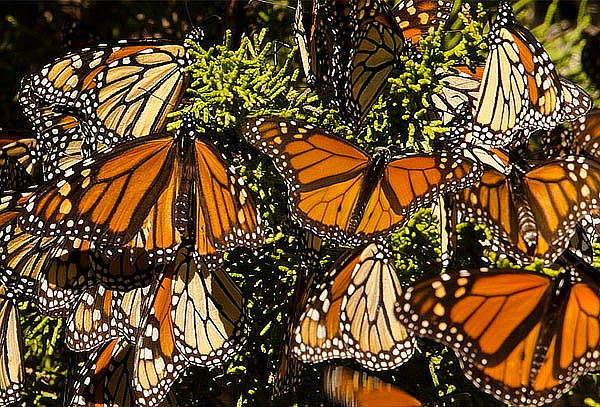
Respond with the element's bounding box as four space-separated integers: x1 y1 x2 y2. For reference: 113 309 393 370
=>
0 0 598 406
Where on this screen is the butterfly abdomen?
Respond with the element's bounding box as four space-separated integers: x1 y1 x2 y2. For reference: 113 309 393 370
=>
530 272 571 381
348 148 391 234
511 174 538 252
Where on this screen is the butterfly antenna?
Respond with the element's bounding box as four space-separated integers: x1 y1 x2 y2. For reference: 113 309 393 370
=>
184 0 203 40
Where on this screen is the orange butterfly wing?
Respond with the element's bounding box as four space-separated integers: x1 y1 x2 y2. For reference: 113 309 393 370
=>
133 271 189 407
0 287 24 406
393 0 454 48
323 365 423 407
192 139 263 256
244 117 369 243
18 135 185 261
356 153 479 236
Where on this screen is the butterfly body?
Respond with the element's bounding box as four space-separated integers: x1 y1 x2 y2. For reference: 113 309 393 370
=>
348 147 392 233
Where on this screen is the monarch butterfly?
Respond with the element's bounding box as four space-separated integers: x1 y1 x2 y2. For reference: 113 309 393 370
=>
273 224 321 397
0 132 39 190
396 251 600 406
65 337 177 407
323 365 469 407
294 0 405 122
132 245 246 406
17 116 263 265
243 117 479 246
292 242 413 370
472 1 591 147
453 154 600 264
0 286 24 406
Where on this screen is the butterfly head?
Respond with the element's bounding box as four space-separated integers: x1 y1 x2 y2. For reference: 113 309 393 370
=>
372 146 393 164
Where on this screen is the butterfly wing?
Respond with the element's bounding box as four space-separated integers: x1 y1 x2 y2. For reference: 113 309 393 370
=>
453 167 527 258
531 272 600 404
192 139 263 257
35 241 91 317
18 135 185 262
292 249 356 364
273 225 321 397
243 117 370 244
393 0 455 49
170 246 247 366
19 40 188 146
339 243 414 370
132 271 189 407
0 287 23 406
465 274 600 406
0 194 92 308
65 285 119 352
354 152 479 238
89 249 156 290
0 132 39 189
573 109 600 159
344 0 404 121
521 157 600 260
293 243 413 370
397 269 554 404
323 365 423 407
112 284 155 344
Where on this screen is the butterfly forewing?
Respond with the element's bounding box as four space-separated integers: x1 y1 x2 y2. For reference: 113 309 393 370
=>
192 139 263 256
